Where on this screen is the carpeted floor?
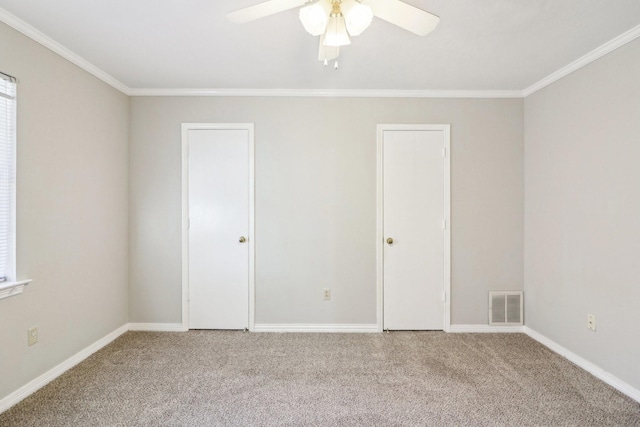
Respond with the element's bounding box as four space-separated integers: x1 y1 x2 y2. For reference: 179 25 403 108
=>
1 331 639 426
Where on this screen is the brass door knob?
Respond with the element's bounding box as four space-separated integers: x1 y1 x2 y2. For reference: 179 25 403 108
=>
386 237 394 245
239 236 247 243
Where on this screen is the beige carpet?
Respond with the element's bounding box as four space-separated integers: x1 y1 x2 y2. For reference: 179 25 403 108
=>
1 331 639 426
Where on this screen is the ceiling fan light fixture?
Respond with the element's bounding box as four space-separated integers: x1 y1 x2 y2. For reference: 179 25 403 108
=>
227 0 441 68
323 14 350 46
343 1 373 36
299 1 331 36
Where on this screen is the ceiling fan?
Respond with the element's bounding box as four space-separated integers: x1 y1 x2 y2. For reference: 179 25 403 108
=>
227 0 440 68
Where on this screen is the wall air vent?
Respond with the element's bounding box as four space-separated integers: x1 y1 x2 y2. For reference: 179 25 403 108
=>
489 291 523 325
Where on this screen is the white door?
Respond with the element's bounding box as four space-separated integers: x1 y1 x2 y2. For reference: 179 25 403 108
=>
380 126 449 330
187 127 251 329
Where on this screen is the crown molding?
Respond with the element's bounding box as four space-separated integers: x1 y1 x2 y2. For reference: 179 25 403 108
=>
0 8 521 99
0 7 131 95
523 23 640 97
127 88 524 98
3 5 639 100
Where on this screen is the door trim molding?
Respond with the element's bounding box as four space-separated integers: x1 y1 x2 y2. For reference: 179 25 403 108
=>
181 123 255 331
376 124 451 332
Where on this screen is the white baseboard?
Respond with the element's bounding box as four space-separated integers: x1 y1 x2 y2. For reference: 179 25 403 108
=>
524 326 640 403
449 324 524 333
0 323 129 414
254 323 379 333
128 323 186 332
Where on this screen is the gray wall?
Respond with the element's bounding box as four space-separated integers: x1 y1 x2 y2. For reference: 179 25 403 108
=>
524 38 640 390
0 23 129 400
129 97 524 325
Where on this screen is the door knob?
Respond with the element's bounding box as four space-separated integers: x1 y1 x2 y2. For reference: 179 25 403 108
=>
386 237 394 245
239 236 247 243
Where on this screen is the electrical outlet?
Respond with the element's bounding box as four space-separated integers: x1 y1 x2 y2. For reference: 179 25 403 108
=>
28 327 38 346
587 314 596 331
323 288 331 300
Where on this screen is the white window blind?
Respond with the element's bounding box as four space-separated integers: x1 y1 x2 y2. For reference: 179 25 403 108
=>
0 77 16 283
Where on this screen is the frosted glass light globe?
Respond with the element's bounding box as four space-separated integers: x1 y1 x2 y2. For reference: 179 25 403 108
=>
344 1 373 36
323 15 351 47
300 2 330 36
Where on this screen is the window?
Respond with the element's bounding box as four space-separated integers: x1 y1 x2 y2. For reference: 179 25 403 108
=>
0 73 30 299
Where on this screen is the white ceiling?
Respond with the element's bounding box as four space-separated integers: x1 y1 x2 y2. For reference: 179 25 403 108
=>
1 0 640 92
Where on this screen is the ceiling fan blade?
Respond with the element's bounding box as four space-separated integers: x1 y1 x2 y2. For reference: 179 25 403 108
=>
318 34 339 61
226 0 309 24
366 0 439 36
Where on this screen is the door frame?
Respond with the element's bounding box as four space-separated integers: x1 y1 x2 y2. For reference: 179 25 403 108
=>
376 124 451 332
181 123 255 331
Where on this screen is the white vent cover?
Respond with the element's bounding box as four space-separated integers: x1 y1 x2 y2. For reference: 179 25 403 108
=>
489 291 523 325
